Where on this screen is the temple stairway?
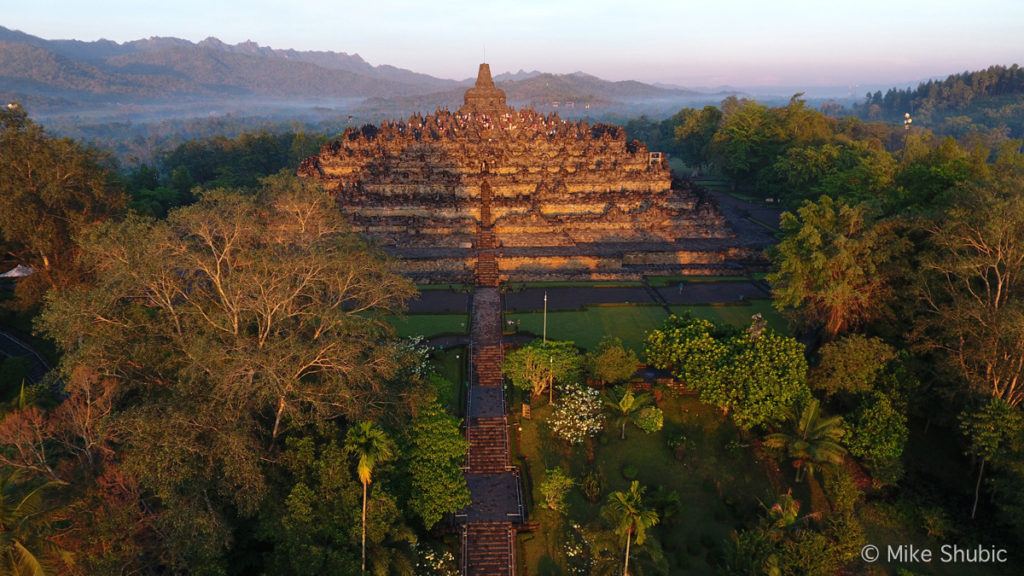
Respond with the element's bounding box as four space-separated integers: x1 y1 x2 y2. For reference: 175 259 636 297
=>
460 179 521 575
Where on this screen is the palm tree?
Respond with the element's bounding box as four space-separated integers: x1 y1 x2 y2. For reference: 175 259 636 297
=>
602 480 659 576
0 469 63 576
764 398 846 482
344 422 395 573
604 387 652 440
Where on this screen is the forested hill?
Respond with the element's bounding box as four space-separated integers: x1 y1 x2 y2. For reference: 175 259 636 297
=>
855 64 1024 137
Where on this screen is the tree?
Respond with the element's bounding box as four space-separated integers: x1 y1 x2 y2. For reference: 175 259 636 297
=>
845 392 908 484
764 399 847 483
0 103 126 307
0 469 65 576
644 313 726 388
503 340 583 402
603 387 654 440
406 401 470 529
810 334 896 397
959 398 1024 519
602 481 659 576
549 384 605 445
37 175 417 571
769 195 906 339
673 106 722 173
540 467 574 512
716 330 811 431
916 152 1024 407
587 337 639 386
344 421 395 573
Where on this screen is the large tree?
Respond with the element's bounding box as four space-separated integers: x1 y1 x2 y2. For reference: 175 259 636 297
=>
764 399 847 483
0 103 126 307
36 174 417 570
769 195 906 339
405 401 470 530
502 340 583 402
915 150 1024 407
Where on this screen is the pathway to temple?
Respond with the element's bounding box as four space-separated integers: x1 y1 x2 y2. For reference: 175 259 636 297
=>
459 180 523 576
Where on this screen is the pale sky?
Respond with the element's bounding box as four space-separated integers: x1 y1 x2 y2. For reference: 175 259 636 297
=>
4 0 1022 87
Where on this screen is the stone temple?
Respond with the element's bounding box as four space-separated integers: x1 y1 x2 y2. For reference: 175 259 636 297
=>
299 63 761 283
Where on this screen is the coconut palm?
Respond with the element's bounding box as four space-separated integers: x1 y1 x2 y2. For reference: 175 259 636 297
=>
344 421 395 573
602 480 659 576
764 398 847 482
604 387 653 440
0 469 63 576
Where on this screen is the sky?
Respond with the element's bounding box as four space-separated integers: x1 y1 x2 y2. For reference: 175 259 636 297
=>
4 0 1022 88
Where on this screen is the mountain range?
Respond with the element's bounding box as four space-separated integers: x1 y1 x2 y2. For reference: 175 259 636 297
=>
0 26 724 116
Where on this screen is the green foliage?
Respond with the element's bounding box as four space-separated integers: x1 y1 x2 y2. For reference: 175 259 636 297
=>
764 398 847 483
602 481 660 576
634 407 664 434
0 469 65 576
540 467 574 512
647 314 808 430
502 339 583 398
959 397 1024 464
845 392 908 483
603 386 654 440
406 402 470 529
0 104 126 307
644 313 726 386
580 468 604 503
811 334 896 397
672 105 722 171
769 195 906 338
586 337 639 385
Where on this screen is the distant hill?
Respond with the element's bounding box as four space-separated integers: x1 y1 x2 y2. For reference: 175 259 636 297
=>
0 26 460 106
855 64 1024 137
0 26 719 118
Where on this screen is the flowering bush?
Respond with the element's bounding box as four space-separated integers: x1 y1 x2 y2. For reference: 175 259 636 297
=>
549 383 604 445
635 406 664 433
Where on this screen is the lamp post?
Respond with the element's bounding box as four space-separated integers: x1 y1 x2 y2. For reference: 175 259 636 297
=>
903 112 913 154
543 291 548 343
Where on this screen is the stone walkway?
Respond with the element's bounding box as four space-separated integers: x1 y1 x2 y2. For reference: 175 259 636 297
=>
460 180 522 576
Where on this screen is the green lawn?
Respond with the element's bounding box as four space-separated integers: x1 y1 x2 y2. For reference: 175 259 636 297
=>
506 300 788 353
646 274 763 287
669 301 789 333
388 313 469 338
507 305 669 352
506 280 644 290
516 391 775 575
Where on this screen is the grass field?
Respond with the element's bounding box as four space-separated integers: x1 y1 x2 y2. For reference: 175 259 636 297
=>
388 313 469 338
670 301 788 333
506 280 645 290
516 391 775 575
646 274 765 286
507 300 788 352
507 305 669 352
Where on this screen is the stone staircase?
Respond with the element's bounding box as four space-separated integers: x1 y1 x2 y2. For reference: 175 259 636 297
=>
468 417 509 473
463 522 516 576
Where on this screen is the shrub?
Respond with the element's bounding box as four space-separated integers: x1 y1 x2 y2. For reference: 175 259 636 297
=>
580 469 604 503
540 467 574 512
549 384 604 445
635 407 664 433
621 463 639 480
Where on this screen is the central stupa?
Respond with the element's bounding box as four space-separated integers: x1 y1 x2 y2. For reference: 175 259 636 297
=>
298 64 758 282
461 63 508 113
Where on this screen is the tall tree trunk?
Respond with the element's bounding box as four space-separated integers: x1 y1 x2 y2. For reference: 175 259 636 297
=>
972 459 986 520
623 525 632 576
362 480 368 572
621 419 627 441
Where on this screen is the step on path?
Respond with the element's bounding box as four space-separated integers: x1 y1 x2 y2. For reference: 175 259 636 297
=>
460 178 522 576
